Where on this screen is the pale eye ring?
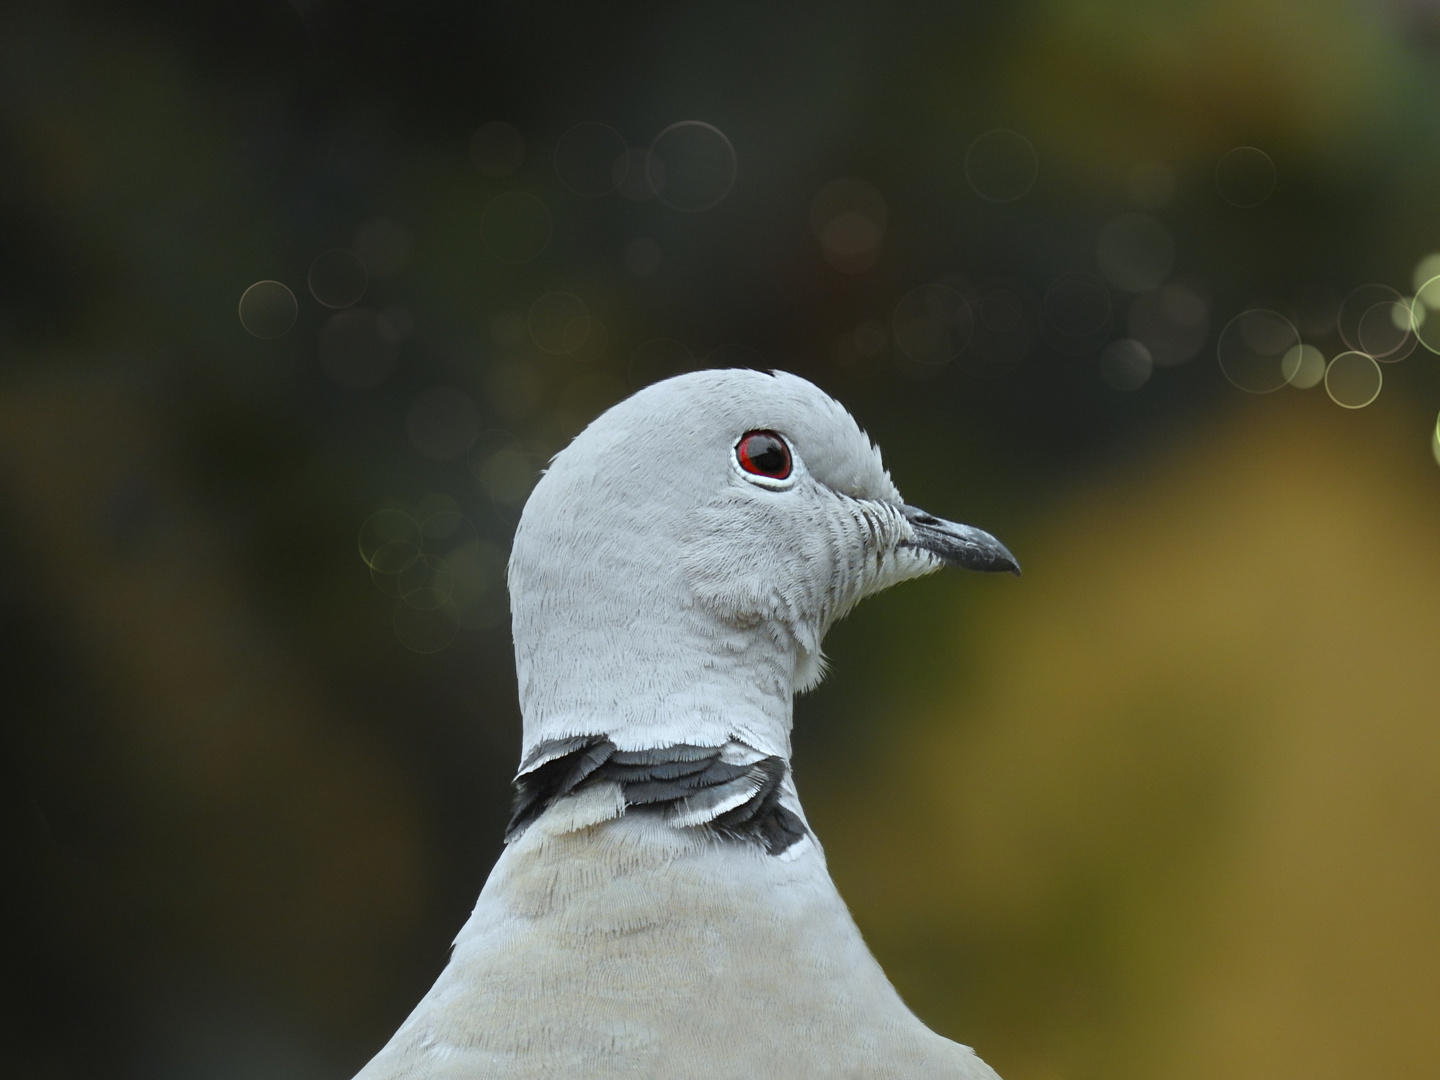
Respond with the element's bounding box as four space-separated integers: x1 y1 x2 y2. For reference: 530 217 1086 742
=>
734 430 795 488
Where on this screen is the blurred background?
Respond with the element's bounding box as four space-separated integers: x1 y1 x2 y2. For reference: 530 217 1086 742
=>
3 1 1440 1078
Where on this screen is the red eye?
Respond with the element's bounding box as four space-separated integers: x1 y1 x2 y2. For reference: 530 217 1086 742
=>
736 430 792 480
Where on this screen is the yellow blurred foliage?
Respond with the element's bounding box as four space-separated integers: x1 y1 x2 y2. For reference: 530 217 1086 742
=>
820 398 1440 1080
998 0 1394 180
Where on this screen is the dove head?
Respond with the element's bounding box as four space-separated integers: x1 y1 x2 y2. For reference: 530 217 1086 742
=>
508 369 1016 760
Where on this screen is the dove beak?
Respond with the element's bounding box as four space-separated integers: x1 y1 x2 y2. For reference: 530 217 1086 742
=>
901 505 1021 576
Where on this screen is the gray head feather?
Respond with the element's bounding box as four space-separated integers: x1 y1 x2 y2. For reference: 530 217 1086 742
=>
508 369 962 760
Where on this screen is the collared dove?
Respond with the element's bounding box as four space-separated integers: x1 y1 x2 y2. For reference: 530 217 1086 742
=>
354 369 1018 1080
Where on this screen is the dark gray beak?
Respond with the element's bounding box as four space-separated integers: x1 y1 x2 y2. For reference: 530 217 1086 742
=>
902 505 1020 576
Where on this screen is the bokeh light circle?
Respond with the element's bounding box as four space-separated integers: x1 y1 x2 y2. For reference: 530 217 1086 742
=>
646 122 737 212
308 249 368 308
819 211 884 269
318 308 401 389
1324 351 1382 409
554 122 627 197
480 192 552 262
369 540 422 596
1098 338 1153 391
444 536 508 631
376 305 414 345
397 554 454 608
359 509 421 570
528 292 591 354
1357 299 1415 361
1216 309 1299 393
359 502 486 650
1412 254 1440 293
238 280 297 339
1215 147 1276 207
1338 284 1407 356
419 505 477 553
471 431 540 518
981 290 1021 333
1410 275 1440 354
1127 284 1209 367
1095 213 1175 292
810 177 889 274
1281 344 1326 389
831 321 889 376
1044 273 1111 338
893 284 974 367
962 280 1039 379
964 129 1038 202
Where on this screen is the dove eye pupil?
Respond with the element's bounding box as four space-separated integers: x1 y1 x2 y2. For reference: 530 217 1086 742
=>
736 431 792 480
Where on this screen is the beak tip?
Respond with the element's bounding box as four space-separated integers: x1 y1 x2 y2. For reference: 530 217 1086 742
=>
902 504 1020 578
991 554 1021 577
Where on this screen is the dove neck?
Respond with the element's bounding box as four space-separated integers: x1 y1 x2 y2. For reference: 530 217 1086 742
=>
508 560 798 765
